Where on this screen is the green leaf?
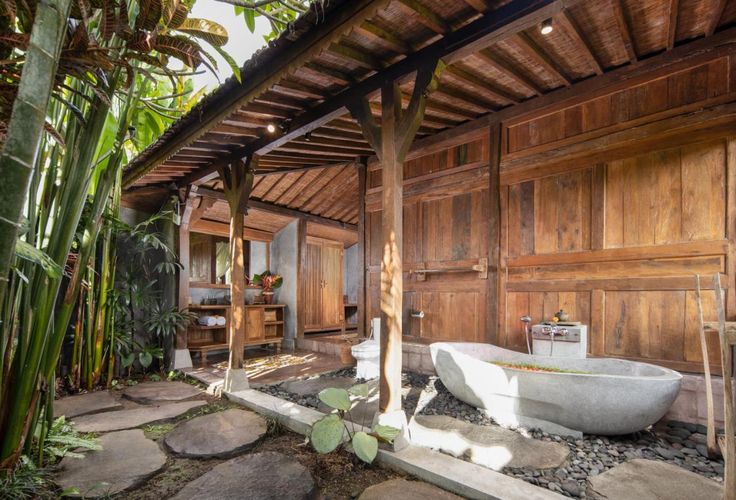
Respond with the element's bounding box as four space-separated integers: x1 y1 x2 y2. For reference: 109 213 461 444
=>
121 352 135 368
176 18 229 46
348 383 370 398
139 351 153 368
310 414 344 454
352 431 378 464
214 44 241 83
14 240 62 279
243 8 255 33
318 388 351 411
372 424 400 443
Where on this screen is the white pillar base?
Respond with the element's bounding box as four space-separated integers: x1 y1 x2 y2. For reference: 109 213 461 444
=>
373 409 410 451
172 349 193 370
223 368 250 393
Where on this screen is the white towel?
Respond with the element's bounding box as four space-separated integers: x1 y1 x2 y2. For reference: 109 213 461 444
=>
198 315 216 326
214 315 226 326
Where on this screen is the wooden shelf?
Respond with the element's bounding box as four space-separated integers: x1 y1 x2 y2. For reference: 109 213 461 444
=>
191 324 226 330
188 342 229 350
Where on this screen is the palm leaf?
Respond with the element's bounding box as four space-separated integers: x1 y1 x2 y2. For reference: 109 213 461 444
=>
213 44 240 82
176 18 228 47
15 240 62 279
135 0 161 31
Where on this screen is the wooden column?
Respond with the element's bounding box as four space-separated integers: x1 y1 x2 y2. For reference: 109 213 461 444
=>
217 157 255 387
349 61 444 414
488 123 502 344
357 158 367 338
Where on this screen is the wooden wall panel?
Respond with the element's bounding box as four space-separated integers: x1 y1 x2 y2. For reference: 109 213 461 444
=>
501 137 731 373
365 138 491 344
506 57 733 155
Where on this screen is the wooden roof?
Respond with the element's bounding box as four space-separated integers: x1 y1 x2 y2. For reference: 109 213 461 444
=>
122 0 736 227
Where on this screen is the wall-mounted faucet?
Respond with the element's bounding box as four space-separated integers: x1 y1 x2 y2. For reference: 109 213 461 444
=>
520 315 532 354
410 310 425 319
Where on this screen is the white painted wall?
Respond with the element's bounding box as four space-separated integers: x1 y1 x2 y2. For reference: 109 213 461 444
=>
271 220 299 350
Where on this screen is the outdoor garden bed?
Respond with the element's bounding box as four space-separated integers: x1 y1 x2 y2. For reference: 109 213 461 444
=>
257 368 725 498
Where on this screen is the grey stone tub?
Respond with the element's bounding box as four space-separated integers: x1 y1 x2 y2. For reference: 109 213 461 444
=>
430 342 682 437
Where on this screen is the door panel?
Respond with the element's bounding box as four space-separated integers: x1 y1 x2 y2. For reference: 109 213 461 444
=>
304 243 322 330
321 244 344 328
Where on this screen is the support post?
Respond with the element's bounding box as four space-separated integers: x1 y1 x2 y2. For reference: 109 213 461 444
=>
357 158 367 338
349 60 444 441
488 122 502 344
218 157 256 392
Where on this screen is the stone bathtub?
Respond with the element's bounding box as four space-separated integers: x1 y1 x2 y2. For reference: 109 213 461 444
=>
430 342 682 437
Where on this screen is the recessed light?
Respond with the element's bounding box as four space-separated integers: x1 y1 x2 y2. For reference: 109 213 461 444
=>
266 123 276 134
540 18 554 35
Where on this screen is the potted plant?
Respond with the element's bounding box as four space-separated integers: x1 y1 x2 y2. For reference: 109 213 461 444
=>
251 271 283 304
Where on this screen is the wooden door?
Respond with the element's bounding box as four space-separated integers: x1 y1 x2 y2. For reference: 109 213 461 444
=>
246 307 265 343
321 242 344 329
303 241 323 330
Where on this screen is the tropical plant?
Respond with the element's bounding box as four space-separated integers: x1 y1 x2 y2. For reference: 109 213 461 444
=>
251 270 283 292
227 0 316 41
0 0 233 471
309 384 400 464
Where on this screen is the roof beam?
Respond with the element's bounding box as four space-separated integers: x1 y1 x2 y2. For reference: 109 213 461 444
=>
610 0 637 62
446 65 521 103
557 10 604 75
196 187 357 230
513 33 572 86
139 0 580 187
666 0 679 49
476 48 545 95
705 0 727 37
397 0 449 34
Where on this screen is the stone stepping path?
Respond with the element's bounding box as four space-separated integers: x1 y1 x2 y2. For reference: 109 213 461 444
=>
409 415 569 471
171 452 316 500
588 459 722 500
72 400 206 432
55 429 167 497
165 408 267 458
123 381 203 404
359 478 461 500
54 391 122 418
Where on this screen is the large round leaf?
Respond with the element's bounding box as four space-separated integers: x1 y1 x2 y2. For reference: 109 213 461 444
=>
352 431 378 464
318 388 351 411
310 414 344 454
372 424 400 443
348 383 370 398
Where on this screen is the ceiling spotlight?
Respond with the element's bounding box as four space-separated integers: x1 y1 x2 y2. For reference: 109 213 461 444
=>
540 18 554 35
266 123 276 134
304 132 312 142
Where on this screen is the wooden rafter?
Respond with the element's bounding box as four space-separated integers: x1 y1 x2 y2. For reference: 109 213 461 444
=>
705 0 727 37
476 48 545 95
610 0 637 62
557 10 604 75
397 0 449 34
513 33 572 86
446 65 521 103
355 21 411 53
666 0 679 49
461 0 489 12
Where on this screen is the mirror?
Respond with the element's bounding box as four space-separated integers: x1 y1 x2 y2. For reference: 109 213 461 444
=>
190 233 249 287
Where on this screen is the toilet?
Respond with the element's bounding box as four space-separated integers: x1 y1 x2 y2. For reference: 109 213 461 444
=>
352 317 380 380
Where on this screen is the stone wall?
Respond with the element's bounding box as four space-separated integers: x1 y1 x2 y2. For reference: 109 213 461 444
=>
665 373 733 429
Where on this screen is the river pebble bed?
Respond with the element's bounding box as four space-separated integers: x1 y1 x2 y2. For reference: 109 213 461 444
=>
257 368 724 498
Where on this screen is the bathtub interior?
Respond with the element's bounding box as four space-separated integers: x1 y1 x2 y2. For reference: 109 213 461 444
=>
433 342 680 379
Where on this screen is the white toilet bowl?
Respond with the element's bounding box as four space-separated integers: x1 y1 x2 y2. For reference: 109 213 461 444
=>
352 318 381 380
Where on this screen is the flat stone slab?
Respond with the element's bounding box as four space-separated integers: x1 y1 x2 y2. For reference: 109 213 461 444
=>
409 415 569 471
171 452 316 500
54 391 122 418
56 429 166 497
359 478 461 500
123 381 203 404
280 375 356 396
588 459 722 500
165 408 267 457
72 400 206 432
